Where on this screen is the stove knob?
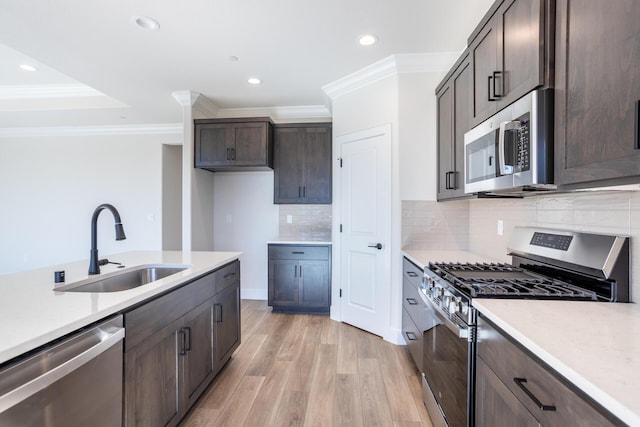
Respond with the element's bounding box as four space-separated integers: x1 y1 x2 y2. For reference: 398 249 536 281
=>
459 301 469 315
432 285 443 298
448 297 459 314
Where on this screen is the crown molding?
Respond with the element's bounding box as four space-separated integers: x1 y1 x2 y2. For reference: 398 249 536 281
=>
0 84 106 100
322 51 463 100
0 123 182 138
216 105 331 121
171 90 199 107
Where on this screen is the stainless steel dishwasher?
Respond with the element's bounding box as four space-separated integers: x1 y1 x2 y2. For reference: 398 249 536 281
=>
0 315 125 427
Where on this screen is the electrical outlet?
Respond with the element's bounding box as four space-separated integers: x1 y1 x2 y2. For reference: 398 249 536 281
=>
287 215 293 224
497 220 504 236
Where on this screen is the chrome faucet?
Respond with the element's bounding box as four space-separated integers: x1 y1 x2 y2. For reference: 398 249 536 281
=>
88 204 126 275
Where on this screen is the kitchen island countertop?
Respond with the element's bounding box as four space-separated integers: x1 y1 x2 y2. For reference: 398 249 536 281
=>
0 250 241 365
474 299 640 427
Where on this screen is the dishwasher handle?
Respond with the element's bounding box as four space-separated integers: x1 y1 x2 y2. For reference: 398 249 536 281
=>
0 320 125 414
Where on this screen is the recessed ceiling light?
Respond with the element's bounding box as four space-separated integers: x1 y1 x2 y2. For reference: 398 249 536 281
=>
247 78 262 85
132 15 160 31
19 64 37 72
358 34 378 46
229 56 239 62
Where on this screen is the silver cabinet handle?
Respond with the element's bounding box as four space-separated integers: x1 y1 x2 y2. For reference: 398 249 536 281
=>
0 324 124 413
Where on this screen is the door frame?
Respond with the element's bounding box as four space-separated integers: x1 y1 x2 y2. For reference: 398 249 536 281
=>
331 124 403 344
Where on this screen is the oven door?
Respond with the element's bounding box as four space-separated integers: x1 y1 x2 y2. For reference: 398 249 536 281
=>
422 300 473 427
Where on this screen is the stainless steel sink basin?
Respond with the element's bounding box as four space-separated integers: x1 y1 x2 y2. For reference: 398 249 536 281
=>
55 264 190 292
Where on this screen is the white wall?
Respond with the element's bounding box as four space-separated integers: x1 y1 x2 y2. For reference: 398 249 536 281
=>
0 134 173 274
162 144 182 250
398 72 443 201
212 171 279 299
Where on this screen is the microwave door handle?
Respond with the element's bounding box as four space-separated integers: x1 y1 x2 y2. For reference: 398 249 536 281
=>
498 120 520 175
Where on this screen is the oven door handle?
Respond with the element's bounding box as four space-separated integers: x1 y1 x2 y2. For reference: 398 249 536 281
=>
429 301 469 339
498 120 520 176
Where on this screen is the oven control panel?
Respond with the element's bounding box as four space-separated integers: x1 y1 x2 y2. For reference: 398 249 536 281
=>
530 232 573 251
423 268 473 326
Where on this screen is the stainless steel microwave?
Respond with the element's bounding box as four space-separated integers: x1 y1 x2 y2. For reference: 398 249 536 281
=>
464 89 554 195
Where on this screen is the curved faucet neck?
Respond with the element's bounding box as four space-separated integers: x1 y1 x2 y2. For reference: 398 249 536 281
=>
89 204 126 275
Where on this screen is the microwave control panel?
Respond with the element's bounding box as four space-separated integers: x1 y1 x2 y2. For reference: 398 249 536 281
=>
516 114 530 172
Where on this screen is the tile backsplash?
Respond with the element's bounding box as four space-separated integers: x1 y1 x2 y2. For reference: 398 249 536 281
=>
278 204 332 240
403 190 640 302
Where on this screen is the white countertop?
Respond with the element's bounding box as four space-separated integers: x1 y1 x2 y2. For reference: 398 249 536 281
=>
402 249 496 269
474 299 640 426
0 251 241 365
268 238 332 245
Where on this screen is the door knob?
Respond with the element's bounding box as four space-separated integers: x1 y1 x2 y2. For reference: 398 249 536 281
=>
368 243 383 250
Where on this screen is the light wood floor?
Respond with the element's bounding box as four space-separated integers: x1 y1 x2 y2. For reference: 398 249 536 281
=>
180 300 434 427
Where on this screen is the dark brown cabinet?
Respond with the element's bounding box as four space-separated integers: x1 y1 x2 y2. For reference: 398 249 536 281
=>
123 260 241 427
194 118 273 171
476 315 621 427
401 257 426 372
555 0 640 189
268 244 331 313
469 0 551 126
213 277 241 370
274 123 332 204
436 52 473 200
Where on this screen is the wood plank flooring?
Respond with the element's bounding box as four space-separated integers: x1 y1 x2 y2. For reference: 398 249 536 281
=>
179 300 433 427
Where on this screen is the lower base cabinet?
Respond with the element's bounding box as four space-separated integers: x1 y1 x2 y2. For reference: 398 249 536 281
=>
476 315 622 427
268 244 331 313
123 260 240 427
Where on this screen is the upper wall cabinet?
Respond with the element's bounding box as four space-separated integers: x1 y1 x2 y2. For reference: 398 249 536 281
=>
194 117 274 172
470 0 552 126
274 123 332 204
436 52 473 201
555 0 640 189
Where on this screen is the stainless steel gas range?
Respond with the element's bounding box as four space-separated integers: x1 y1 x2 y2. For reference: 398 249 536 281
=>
419 227 630 427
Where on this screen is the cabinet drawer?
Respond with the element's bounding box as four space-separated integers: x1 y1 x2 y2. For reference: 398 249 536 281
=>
268 245 329 260
477 316 620 426
402 276 427 329
402 257 423 289
124 274 215 351
402 308 423 373
214 260 239 294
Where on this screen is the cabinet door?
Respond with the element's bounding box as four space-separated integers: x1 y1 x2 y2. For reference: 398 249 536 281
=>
436 82 454 199
268 259 299 307
124 318 182 427
182 300 214 411
303 126 332 203
195 124 231 167
274 127 305 203
437 54 472 202
476 358 540 427
471 15 499 125
555 0 640 187
214 281 241 371
230 122 270 166
298 260 330 308
497 0 545 109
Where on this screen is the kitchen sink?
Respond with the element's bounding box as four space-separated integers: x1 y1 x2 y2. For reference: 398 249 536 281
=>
54 264 190 293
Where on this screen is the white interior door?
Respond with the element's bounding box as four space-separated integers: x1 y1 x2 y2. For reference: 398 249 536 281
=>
338 126 391 337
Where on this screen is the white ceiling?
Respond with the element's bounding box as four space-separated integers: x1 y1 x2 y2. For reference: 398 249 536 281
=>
0 0 494 129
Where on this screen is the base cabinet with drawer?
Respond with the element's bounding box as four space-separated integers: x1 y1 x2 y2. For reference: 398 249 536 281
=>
268 244 331 313
401 257 427 372
123 260 240 427
476 315 623 427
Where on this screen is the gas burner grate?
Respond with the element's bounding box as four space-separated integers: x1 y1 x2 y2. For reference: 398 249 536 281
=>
430 262 523 273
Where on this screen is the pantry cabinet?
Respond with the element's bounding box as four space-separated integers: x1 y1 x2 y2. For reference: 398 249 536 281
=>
274 123 332 204
194 118 273 171
476 315 621 427
469 0 552 126
554 0 640 189
436 51 473 200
